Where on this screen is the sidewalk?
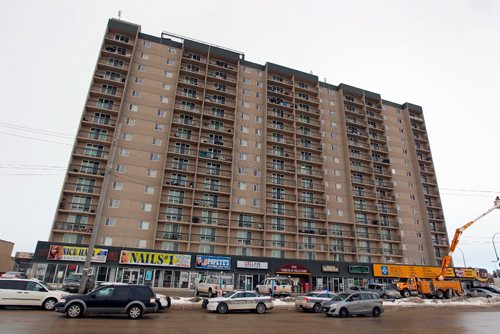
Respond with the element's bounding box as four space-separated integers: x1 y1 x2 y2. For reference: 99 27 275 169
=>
153 287 197 298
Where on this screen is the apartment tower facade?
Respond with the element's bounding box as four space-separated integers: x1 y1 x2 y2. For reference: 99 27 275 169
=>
48 19 449 269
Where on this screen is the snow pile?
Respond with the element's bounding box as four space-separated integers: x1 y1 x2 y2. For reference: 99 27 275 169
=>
383 296 500 307
170 296 500 309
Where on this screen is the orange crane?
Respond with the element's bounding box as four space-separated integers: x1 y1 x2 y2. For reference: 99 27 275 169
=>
437 196 500 281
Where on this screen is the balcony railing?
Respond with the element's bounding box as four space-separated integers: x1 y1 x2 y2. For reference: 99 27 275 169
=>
53 221 93 233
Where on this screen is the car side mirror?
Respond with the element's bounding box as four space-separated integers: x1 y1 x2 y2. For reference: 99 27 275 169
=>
91 293 97 298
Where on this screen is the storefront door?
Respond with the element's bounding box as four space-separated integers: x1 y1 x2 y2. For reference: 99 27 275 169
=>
245 275 253 290
122 269 140 284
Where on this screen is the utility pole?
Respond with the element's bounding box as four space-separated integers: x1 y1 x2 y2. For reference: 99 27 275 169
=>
78 125 121 294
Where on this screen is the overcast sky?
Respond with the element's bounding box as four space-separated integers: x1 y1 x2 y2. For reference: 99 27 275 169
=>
1 0 499 271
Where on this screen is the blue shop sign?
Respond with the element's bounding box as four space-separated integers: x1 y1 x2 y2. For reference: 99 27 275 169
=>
195 255 231 270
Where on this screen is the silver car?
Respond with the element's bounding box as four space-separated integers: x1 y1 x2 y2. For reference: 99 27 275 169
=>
465 288 496 298
295 292 337 313
322 292 384 318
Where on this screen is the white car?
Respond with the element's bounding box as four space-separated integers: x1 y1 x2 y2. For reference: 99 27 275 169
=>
156 293 171 311
203 290 274 314
0 278 68 310
295 292 337 313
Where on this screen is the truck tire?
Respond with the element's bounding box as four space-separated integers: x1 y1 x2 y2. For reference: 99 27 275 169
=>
436 290 444 299
402 289 411 298
444 289 453 299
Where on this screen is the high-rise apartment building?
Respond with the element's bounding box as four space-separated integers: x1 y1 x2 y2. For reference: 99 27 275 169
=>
43 19 449 285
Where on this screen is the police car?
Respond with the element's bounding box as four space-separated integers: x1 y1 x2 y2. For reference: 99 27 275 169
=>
203 290 274 314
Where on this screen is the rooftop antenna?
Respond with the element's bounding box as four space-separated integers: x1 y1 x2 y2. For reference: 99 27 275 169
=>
118 10 122 20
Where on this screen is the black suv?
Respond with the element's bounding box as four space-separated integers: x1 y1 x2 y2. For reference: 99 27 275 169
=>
55 284 157 319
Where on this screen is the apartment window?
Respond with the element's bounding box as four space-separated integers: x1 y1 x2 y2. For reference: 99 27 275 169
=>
255 142 262 149
240 152 248 160
255 129 261 136
144 185 154 194
104 218 116 227
237 197 247 205
242 89 250 96
162 83 171 90
127 104 139 112
122 133 132 141
142 40 151 48
139 52 149 59
168 47 176 54
238 167 248 175
125 118 135 126
271 250 284 258
199 245 214 254
150 153 160 161
253 184 261 191
160 96 168 104
155 123 165 131
241 126 249 133
134 77 144 85
138 221 150 230
152 138 162 146
240 139 248 146
166 59 175 65
112 181 123 190
102 237 113 246
254 169 261 177
240 113 249 120
115 164 126 173
238 182 247 190
416 232 422 238
337 210 344 217
242 78 251 84
137 64 146 72
253 199 261 208
147 169 157 178
136 240 147 249
157 109 167 117
109 199 120 208
141 203 152 212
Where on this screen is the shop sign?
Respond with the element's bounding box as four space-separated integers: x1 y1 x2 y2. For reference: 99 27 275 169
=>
349 266 370 274
321 265 339 273
277 263 310 274
196 255 231 270
119 250 191 268
47 245 108 263
373 264 454 278
236 261 268 270
454 268 488 282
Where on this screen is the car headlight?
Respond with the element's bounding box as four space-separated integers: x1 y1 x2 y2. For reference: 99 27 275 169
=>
59 298 66 303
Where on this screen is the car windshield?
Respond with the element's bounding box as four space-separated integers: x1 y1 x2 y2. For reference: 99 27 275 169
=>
488 286 500 293
223 291 239 298
66 274 82 280
332 293 351 301
305 292 320 297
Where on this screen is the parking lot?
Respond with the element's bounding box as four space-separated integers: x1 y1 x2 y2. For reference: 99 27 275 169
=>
1 305 499 334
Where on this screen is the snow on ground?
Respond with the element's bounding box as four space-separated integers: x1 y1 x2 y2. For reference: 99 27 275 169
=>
169 296 500 309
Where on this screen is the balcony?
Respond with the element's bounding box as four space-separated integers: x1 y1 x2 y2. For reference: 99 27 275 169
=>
94 71 126 86
58 201 97 213
182 53 208 64
267 149 295 159
268 108 294 120
208 59 237 72
159 195 194 205
198 150 233 163
157 232 189 241
344 96 364 106
190 234 229 245
267 75 293 86
167 146 198 158
266 192 297 202
180 65 206 77
207 71 237 83
196 165 233 178
265 207 296 218
82 115 117 128
69 164 106 177
193 199 230 210
298 211 327 220
86 98 120 114
298 227 328 235
266 162 295 173
63 182 102 195
231 220 265 230
53 221 93 234
357 232 382 241
264 240 297 249
73 147 109 160
101 45 132 60
200 136 233 149
77 129 113 144
229 237 264 247
354 204 379 213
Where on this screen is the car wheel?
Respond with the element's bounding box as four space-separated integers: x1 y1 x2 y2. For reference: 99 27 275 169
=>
66 303 83 318
208 288 214 298
217 303 228 314
128 305 143 319
166 297 171 308
436 290 444 299
313 303 322 313
372 307 381 318
256 303 266 314
339 307 349 318
42 298 57 311
402 290 411 298
202 299 209 309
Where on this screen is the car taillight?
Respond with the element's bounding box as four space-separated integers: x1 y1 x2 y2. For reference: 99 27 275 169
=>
274 286 277 290
150 297 156 303
303 297 309 302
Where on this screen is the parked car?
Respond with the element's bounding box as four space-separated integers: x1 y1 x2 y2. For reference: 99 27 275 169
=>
0 278 67 310
156 293 171 311
479 285 500 295
366 284 401 299
465 288 497 298
322 292 384 318
62 273 95 293
255 277 294 296
1 271 27 279
203 290 273 314
295 292 337 313
55 284 157 319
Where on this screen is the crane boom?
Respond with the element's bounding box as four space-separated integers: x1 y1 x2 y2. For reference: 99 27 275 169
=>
437 196 500 280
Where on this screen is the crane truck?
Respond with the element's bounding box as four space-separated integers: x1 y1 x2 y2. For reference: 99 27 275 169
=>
397 197 500 298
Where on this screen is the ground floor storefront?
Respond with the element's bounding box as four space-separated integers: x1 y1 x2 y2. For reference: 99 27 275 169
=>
32 241 375 292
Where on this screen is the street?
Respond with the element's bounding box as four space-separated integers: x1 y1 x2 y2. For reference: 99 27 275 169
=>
0 305 499 334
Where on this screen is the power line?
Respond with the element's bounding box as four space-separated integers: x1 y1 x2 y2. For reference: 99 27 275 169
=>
0 122 74 138
441 188 500 194
0 131 73 146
